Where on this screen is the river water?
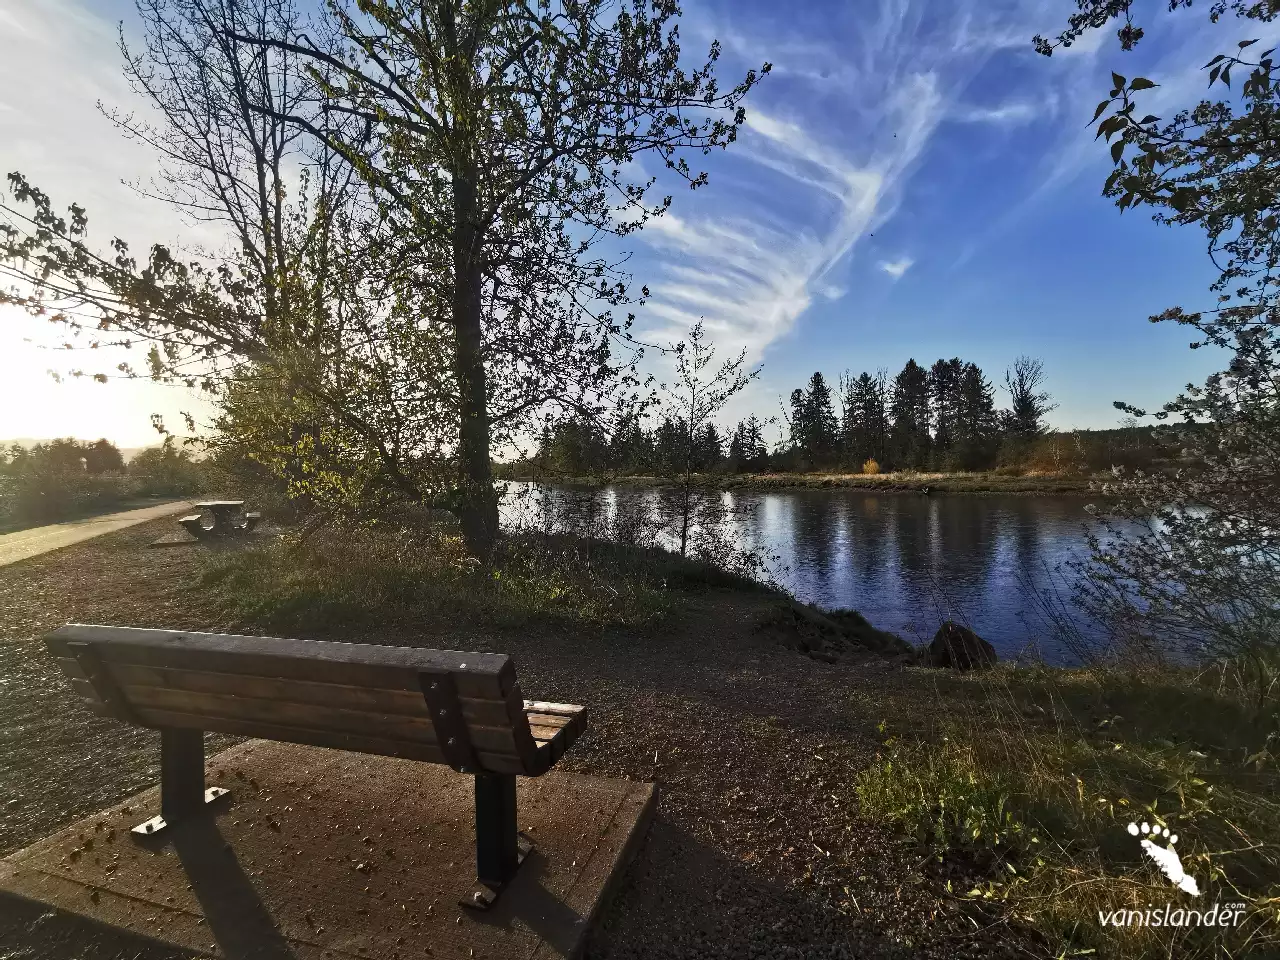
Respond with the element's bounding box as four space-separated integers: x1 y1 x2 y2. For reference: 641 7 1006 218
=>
503 484 1103 664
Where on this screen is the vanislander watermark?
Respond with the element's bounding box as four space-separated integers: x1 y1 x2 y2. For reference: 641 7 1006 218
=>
1128 821 1199 896
1095 822 1246 930
1098 902 1247 929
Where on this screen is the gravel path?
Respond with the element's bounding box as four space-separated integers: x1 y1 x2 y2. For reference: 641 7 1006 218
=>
0 501 192 568
0 519 1033 959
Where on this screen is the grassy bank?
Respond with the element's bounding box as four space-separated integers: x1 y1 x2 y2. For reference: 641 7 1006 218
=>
198 522 768 636
502 469 1100 496
855 664 1280 958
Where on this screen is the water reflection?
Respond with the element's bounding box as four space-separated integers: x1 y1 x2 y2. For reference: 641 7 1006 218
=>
502 484 1100 663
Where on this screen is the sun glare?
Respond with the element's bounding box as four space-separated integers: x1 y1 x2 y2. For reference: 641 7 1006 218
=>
0 307 209 446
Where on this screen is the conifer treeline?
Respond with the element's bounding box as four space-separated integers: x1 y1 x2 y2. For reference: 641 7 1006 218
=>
531 356 1054 475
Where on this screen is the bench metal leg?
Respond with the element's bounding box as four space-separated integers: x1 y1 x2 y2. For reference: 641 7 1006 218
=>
463 773 532 910
132 729 229 838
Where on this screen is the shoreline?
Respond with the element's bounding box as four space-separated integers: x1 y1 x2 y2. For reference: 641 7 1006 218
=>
500 470 1105 496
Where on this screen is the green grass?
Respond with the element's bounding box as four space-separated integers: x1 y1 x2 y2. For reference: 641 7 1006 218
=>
199 522 765 636
854 665 1280 958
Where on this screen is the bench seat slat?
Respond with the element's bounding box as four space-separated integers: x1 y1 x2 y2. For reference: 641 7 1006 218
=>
119 685 527 756
83 661 517 726
130 707 529 775
107 663 433 718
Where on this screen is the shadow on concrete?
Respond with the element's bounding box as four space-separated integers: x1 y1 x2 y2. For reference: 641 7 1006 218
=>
468 848 588 955
167 817 299 960
0 889 198 960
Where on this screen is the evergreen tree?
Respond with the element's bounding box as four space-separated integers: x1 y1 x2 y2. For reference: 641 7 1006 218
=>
844 371 888 467
654 417 684 476
694 423 722 471
728 421 749 472
955 362 999 470
744 416 768 470
610 416 652 474
890 359 932 469
788 388 807 452
929 358 965 464
792 372 838 464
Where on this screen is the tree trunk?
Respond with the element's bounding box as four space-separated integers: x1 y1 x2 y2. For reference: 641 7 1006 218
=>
452 172 497 560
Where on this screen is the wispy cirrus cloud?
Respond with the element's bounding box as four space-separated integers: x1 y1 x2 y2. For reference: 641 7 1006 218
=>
633 0 1072 359
878 257 915 279
953 98 1046 125
951 11 1280 269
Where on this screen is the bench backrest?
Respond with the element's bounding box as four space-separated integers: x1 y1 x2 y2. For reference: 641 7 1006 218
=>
46 624 547 776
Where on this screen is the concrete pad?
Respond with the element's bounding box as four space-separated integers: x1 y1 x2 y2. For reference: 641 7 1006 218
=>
0 740 657 960
148 531 201 548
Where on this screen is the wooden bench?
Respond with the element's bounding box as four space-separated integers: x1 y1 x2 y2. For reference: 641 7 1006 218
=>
44 624 587 909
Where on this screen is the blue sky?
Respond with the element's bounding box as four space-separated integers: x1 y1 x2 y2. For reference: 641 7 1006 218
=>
0 0 1257 446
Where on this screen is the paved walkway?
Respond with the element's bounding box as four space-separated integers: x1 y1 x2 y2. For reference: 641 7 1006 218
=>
0 501 192 568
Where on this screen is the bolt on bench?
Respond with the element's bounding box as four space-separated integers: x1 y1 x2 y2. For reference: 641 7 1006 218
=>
44 624 587 909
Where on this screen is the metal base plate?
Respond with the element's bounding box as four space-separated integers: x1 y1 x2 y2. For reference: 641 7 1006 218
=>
459 833 534 911
130 787 231 838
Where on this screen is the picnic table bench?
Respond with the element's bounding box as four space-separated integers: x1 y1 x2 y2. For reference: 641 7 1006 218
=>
44 624 587 909
179 501 261 538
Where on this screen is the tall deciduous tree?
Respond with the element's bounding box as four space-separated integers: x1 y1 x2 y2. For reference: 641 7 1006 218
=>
661 320 757 556
1002 355 1057 441
239 0 768 558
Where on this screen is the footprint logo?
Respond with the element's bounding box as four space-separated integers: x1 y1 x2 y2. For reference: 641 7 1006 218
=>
1128 822 1200 896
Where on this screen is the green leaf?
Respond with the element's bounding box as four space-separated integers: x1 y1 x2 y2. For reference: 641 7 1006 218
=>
1091 99 1111 123
1111 71 1126 90
1210 64 1222 85
1205 54 1227 68
1129 77 1157 91
1099 115 1126 141
1111 140 1126 163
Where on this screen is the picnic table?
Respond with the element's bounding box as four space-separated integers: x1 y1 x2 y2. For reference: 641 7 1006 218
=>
179 501 260 538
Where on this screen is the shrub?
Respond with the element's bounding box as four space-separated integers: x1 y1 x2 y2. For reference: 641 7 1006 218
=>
861 458 881 475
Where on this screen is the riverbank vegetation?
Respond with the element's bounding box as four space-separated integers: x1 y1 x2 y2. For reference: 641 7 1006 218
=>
515 363 1181 483
0 437 206 530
